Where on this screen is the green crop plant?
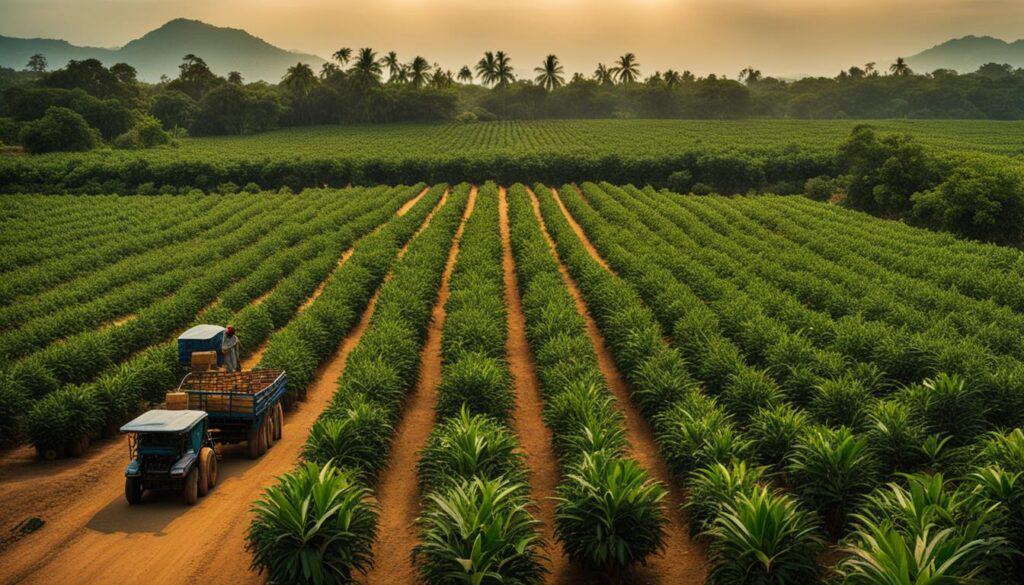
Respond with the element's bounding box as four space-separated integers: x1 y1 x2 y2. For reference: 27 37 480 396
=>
247 461 378 585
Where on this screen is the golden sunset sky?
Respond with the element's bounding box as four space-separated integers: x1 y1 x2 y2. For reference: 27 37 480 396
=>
2 0 1023 77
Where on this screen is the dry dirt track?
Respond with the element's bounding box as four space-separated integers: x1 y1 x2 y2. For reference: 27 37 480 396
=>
0 190 432 585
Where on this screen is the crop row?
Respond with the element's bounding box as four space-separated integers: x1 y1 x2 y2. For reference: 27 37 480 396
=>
412 183 546 583
0 194 261 304
248 184 468 583
505 184 670 576
548 183 1024 581
2 186 426 455
0 190 377 365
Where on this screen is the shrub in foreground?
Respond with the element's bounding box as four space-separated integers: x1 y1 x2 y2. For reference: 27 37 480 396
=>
555 451 668 573
247 461 378 585
414 476 545 584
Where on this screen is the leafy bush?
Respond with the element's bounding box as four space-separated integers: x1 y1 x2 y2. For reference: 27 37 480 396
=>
809 374 874 430
414 477 545 584
705 486 823 585
555 451 668 573
899 373 986 446
303 403 392 479
787 426 880 537
19 106 100 153
417 408 525 494
247 461 378 584
434 353 512 421
721 367 782 424
684 461 766 537
747 403 810 470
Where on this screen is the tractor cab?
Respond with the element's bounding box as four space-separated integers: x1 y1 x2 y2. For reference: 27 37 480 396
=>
121 410 218 505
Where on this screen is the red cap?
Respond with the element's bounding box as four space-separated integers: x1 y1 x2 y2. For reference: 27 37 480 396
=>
226 326 235 336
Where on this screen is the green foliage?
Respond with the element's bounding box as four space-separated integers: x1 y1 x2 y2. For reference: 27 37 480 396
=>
684 461 766 537
414 477 546 585
705 486 823 585
19 106 100 153
555 451 668 573
417 408 526 494
435 353 512 422
899 373 986 446
787 426 880 537
748 403 811 470
303 403 392 479
247 461 378 584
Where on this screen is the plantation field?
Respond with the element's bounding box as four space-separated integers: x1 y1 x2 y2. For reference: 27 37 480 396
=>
1 185 1023 583
3 119 1023 194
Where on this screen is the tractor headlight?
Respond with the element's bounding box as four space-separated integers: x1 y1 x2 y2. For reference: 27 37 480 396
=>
125 460 141 477
170 451 197 478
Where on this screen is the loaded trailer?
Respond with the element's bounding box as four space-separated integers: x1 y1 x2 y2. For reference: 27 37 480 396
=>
119 325 287 505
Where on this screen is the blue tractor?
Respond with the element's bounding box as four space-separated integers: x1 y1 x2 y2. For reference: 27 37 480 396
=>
121 410 218 505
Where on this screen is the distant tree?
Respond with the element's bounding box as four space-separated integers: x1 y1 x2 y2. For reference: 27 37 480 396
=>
383 51 403 82
110 63 137 85
739 66 762 84
319 62 340 80
151 89 197 129
645 71 663 85
847 66 865 79
457 66 473 84
681 70 696 83
281 63 317 96
19 106 100 153
176 54 218 99
430 67 454 89
409 56 430 88
393 65 410 85
976 62 1013 79
227 71 243 85
611 53 640 84
494 51 515 88
889 57 912 76
350 48 382 84
663 69 682 87
594 63 614 85
45 58 132 100
26 53 47 73
476 51 498 86
534 54 565 91
332 48 352 66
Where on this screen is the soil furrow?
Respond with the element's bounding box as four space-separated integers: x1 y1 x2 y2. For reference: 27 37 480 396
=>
360 186 476 585
498 187 582 584
527 187 708 584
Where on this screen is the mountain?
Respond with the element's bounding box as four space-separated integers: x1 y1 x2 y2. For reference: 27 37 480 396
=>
0 18 325 82
906 35 1024 73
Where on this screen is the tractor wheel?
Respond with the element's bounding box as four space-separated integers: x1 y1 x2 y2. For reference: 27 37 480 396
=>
125 477 143 505
247 423 261 459
267 413 277 447
198 447 215 496
183 467 199 505
257 417 268 456
272 403 283 440
207 449 219 488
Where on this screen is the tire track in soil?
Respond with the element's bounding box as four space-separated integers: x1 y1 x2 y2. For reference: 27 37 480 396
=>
359 186 476 585
0 191 443 585
527 187 708 584
498 187 585 585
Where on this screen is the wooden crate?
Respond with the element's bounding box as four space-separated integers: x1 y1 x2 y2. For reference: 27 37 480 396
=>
165 392 188 410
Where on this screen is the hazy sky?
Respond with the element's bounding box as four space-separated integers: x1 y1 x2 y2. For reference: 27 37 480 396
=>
2 0 1023 77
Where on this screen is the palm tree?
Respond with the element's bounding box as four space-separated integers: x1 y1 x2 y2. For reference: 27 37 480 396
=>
865 62 877 77
227 71 243 85
534 54 565 91
663 69 681 87
611 53 640 84
332 48 352 66
383 51 403 82
350 48 382 83
407 56 431 88
457 66 473 84
430 67 454 89
475 51 498 86
594 63 614 85
739 66 762 84
889 57 912 77
319 62 340 79
494 51 515 88
281 63 317 96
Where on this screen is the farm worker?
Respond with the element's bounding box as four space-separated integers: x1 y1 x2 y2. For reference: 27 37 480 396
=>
222 326 241 372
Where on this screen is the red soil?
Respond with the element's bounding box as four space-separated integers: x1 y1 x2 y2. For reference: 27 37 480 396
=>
498 187 586 584
359 186 476 584
527 187 708 584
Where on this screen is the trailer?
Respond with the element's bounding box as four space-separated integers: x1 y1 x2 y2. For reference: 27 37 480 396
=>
174 369 286 459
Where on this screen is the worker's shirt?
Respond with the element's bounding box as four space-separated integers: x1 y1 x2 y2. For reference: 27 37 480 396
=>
222 335 240 372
